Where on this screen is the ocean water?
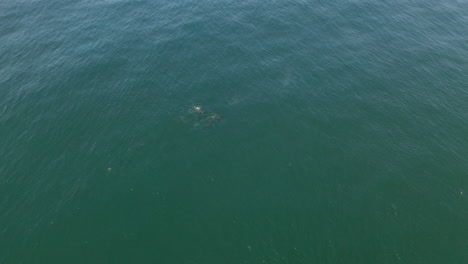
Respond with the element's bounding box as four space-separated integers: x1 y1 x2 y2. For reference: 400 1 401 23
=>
1 0 467 263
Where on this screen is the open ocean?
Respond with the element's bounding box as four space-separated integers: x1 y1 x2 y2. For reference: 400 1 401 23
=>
1 0 467 263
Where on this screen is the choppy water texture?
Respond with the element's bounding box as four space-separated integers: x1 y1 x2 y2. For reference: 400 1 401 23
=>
1 0 468 263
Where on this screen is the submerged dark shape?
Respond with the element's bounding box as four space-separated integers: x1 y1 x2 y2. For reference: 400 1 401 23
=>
205 113 221 126
188 105 222 127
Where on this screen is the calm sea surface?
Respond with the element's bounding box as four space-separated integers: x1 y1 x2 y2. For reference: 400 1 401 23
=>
1 0 467 263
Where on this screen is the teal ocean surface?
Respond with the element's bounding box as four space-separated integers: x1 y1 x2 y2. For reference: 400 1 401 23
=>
1 0 467 263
